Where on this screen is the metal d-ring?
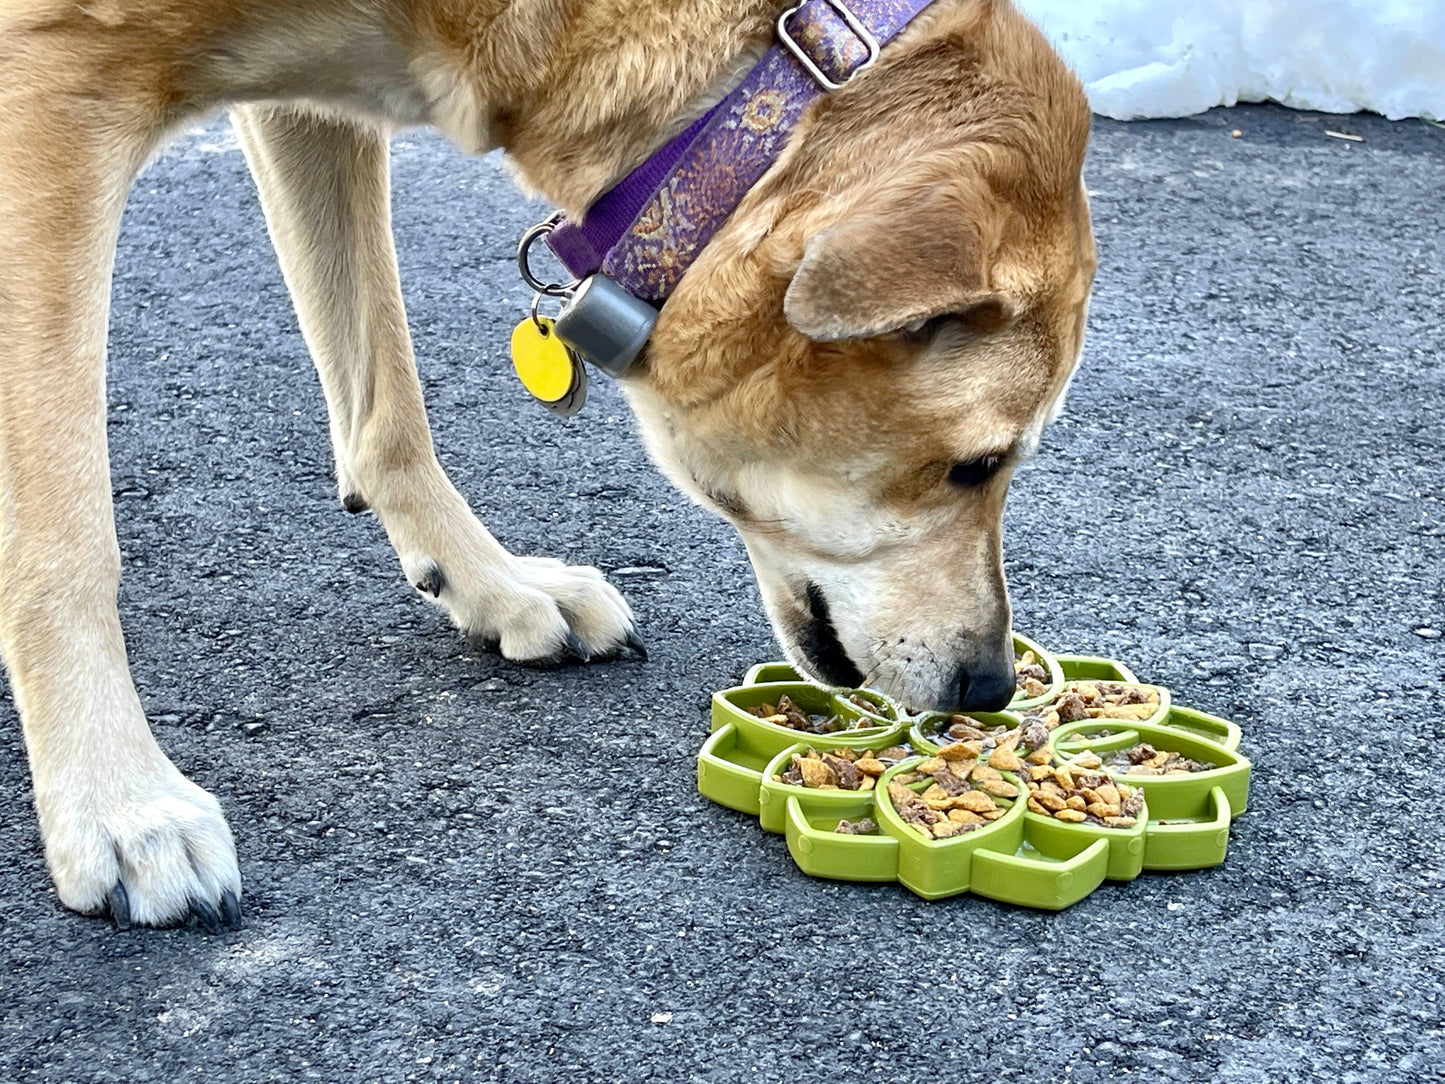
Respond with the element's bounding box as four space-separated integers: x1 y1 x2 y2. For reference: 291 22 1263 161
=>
516 215 580 298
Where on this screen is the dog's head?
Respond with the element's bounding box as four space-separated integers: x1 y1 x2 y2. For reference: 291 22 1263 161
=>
623 1 1095 712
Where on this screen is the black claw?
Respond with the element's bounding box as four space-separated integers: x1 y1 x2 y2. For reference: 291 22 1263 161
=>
341 493 369 515
625 629 649 662
220 891 243 929
563 632 591 664
107 882 132 931
191 898 222 934
414 563 443 598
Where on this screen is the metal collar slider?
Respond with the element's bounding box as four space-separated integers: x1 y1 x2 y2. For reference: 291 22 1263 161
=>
777 0 881 91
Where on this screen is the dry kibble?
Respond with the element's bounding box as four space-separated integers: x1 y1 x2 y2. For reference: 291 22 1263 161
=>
1014 650 1050 696
939 740 979 761
799 757 836 789
1025 760 1144 829
834 817 878 835
747 695 881 736
885 755 1016 840
1036 681 1162 726
775 746 907 791
1105 743 1216 775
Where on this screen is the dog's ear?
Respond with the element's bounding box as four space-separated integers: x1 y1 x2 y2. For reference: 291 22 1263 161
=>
783 183 1011 342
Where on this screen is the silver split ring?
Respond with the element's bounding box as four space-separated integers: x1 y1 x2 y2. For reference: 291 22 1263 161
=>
516 215 581 297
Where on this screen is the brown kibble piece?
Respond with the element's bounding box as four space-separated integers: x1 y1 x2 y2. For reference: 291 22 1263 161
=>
798 757 837 789
956 791 998 814
822 754 860 790
855 757 887 776
1065 795 1087 811
1032 790 1066 812
1055 693 1090 723
834 817 877 835
988 747 1022 771
1054 809 1088 823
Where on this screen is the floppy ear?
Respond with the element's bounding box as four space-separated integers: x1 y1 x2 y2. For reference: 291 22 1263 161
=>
783 184 1009 342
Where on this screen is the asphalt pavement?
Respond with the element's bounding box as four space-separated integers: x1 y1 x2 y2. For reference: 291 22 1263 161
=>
0 103 1441 1083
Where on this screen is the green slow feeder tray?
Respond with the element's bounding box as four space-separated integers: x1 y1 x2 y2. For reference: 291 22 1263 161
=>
698 640 1252 909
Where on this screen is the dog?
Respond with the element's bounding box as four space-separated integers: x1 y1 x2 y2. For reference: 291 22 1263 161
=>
0 0 1094 928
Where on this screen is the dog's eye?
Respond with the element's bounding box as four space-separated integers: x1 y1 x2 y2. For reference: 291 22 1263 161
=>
947 455 1004 488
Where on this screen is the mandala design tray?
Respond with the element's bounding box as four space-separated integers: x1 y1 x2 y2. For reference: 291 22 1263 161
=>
697 636 1249 910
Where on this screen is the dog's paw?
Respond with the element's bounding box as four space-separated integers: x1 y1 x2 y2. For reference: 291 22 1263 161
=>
36 757 242 931
402 550 645 665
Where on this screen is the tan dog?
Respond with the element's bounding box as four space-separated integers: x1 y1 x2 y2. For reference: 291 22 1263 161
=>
0 0 1094 928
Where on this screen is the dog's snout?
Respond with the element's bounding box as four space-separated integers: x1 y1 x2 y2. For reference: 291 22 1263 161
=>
953 656 1015 712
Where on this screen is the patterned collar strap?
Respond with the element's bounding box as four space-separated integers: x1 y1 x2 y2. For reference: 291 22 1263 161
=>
545 0 937 304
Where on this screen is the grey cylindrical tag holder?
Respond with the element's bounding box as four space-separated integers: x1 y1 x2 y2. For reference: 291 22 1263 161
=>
553 275 658 378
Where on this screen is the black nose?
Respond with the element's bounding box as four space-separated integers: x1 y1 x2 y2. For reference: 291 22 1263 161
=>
954 657 1015 712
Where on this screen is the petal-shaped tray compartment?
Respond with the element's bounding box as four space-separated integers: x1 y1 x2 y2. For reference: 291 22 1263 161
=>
711 682 907 762
758 741 910 833
907 710 1026 754
1030 681 1171 728
1053 654 1139 684
697 722 774 816
1155 705 1242 751
1051 719 1251 870
970 837 1112 910
782 797 901 883
1140 786 1234 870
873 759 1027 900
1022 788 1149 882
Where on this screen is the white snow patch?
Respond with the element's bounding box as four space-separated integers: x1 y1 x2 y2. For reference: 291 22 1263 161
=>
1016 0 1445 120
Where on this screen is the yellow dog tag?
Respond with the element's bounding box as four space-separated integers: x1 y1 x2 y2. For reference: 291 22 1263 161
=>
510 315 586 415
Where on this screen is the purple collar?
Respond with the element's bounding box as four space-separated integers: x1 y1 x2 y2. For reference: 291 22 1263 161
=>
543 0 937 304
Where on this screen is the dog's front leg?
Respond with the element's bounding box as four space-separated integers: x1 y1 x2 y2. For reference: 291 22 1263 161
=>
0 105 240 929
232 105 641 664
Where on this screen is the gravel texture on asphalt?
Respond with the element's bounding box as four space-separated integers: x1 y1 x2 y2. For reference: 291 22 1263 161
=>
0 103 1441 1083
